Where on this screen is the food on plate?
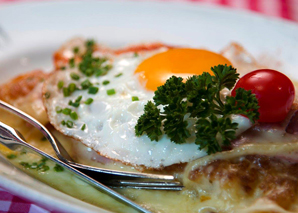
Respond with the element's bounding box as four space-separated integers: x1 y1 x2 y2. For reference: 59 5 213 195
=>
0 70 49 124
1 38 298 213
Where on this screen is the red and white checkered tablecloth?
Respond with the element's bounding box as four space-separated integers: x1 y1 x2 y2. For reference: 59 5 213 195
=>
0 0 298 212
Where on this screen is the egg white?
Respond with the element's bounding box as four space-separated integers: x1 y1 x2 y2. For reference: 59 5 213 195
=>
44 48 252 169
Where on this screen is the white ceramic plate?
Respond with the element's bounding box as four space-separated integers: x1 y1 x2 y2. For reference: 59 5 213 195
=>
0 1 298 212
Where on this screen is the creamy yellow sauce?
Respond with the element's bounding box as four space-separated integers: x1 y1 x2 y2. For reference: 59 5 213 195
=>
0 110 139 213
2 82 298 213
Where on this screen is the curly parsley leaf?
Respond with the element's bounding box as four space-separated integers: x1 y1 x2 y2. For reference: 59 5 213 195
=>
135 101 163 141
224 88 260 122
135 64 259 154
211 64 239 90
153 76 186 106
163 101 190 144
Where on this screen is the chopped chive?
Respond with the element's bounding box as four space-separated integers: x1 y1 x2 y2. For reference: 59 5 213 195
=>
88 86 99 94
54 164 64 172
132 96 139 101
107 89 116 96
133 52 139 57
70 73 80 81
62 108 71 115
69 58 75 68
40 136 47 141
58 80 64 89
20 162 30 168
85 68 94 76
69 95 82 107
73 47 79 54
68 101 79 108
68 83 77 93
66 120 74 128
7 154 17 159
70 111 78 120
20 150 27 155
44 92 51 99
102 80 110 85
56 106 62 113
86 40 95 49
76 96 82 102
95 64 113 77
30 162 38 169
63 87 70 97
81 124 86 131
81 79 92 90
95 68 107 77
61 120 66 126
114 73 123 78
84 98 93 105
60 66 66 70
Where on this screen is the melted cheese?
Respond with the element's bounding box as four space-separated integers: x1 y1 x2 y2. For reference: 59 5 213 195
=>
2 40 298 213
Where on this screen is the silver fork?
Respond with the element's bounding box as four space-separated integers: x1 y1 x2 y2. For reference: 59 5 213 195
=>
0 100 183 190
0 120 152 213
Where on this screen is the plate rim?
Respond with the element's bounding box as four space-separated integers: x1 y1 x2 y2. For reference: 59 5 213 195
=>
0 1 298 212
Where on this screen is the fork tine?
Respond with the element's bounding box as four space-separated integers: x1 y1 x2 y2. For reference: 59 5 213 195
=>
109 180 183 189
0 100 184 190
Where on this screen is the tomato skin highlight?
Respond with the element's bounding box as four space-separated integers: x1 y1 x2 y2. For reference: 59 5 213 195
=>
231 69 295 123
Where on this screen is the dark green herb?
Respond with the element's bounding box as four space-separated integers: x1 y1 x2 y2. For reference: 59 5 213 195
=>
54 164 64 172
69 96 82 108
81 124 86 131
66 120 74 128
88 86 99 94
62 108 71 115
135 65 260 154
69 58 75 68
107 89 116 96
132 96 139 101
63 87 70 97
73 47 79 54
115 73 123 78
58 80 64 89
68 83 77 93
81 79 93 90
20 157 49 172
70 73 80 81
70 111 78 120
56 106 62 113
102 80 110 85
40 136 47 141
7 154 17 159
95 64 112 77
44 92 51 99
84 98 93 105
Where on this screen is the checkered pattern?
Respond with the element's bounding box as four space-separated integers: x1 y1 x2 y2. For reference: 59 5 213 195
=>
0 0 297 212
0 188 50 213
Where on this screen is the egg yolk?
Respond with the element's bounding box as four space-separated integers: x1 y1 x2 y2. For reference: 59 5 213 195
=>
135 48 232 91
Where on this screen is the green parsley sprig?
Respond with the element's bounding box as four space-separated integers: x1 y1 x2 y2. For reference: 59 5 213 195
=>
135 64 259 154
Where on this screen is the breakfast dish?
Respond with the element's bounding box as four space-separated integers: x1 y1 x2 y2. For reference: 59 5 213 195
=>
1 35 298 213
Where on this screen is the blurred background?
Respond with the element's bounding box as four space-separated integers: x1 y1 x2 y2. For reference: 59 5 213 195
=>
1 0 298 22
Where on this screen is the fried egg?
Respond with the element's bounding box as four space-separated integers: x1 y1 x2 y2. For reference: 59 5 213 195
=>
43 44 252 169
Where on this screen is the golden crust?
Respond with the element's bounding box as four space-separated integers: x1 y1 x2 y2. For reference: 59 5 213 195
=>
0 70 47 102
0 70 49 125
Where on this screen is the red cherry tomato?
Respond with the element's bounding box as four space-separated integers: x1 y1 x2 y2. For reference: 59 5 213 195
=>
231 69 295 123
